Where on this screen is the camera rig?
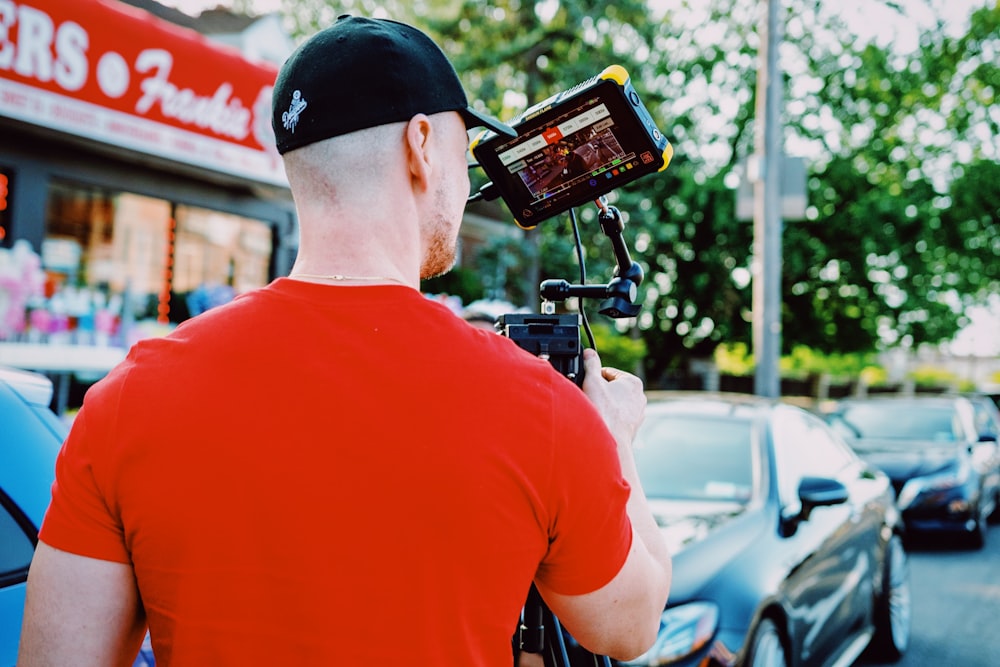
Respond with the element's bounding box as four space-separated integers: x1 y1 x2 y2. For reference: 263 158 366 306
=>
471 64 670 388
499 197 646 665
468 66 672 666
496 196 644 387
470 64 672 227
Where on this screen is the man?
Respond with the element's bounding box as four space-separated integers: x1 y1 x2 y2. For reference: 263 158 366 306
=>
19 16 671 666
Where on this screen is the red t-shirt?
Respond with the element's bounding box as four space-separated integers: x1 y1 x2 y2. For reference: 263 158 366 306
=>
40 278 632 666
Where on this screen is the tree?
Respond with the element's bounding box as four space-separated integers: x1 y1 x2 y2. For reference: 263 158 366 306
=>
940 159 1000 302
271 0 999 387
628 0 1000 383
782 1 1000 352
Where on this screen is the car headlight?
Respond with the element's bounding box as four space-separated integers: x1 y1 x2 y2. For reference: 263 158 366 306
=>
620 601 719 666
897 461 969 509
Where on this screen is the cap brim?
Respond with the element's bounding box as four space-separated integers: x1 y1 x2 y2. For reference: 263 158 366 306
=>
462 107 516 138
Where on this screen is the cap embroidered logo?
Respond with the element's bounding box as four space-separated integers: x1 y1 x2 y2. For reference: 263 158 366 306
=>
282 90 308 133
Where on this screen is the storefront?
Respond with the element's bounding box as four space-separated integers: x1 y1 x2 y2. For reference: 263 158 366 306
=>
0 0 296 410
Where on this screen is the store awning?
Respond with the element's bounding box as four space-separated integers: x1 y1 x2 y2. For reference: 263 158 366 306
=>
0 0 286 186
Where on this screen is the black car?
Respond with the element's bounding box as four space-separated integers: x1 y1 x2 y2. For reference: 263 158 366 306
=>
825 395 1000 549
564 393 909 667
965 392 1000 448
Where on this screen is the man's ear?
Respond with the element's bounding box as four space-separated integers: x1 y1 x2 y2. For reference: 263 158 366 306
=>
404 114 433 192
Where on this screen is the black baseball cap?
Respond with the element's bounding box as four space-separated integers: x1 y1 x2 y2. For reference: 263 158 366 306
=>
272 15 515 155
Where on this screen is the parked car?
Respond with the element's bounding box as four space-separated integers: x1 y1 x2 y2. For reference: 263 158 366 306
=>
965 391 1000 446
562 393 909 667
825 395 1000 549
0 367 154 666
980 388 1000 411
965 391 1000 511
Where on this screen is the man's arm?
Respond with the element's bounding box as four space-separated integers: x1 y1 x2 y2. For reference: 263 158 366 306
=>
18 541 146 667
536 348 671 661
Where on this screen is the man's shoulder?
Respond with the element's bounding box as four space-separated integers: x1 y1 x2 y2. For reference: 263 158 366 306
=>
457 330 594 412
100 287 280 383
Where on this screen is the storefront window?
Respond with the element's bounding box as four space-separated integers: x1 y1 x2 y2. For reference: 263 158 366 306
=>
22 180 274 346
173 205 273 313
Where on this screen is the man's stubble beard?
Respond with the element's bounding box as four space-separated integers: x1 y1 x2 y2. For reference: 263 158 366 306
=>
419 186 461 280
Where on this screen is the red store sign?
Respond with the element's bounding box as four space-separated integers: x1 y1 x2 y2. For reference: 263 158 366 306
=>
0 0 285 186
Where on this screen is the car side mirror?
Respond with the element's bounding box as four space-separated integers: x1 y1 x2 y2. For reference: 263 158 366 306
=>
798 476 849 521
780 476 849 537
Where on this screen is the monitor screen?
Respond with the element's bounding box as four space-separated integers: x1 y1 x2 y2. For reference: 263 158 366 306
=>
473 76 669 226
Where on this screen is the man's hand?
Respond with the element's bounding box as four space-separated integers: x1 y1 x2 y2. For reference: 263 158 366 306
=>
580 347 646 449
537 346 670 661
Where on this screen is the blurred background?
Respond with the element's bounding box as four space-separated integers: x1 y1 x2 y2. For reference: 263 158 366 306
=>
0 0 997 415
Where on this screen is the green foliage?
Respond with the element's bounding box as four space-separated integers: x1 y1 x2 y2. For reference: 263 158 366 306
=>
473 233 538 306
958 378 978 393
279 0 1000 378
715 342 885 383
859 365 889 388
421 266 485 305
589 321 647 374
278 0 423 40
786 0 1000 351
631 166 753 383
779 345 880 380
908 364 960 389
939 160 1000 302
715 342 754 376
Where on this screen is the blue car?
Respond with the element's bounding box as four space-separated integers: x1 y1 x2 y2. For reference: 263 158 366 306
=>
0 367 66 665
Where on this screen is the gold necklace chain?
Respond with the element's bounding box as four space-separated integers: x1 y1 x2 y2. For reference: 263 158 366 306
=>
291 273 408 285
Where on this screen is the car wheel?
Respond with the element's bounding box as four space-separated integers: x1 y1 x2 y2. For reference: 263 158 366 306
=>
746 618 787 667
968 507 987 550
987 487 1000 526
868 533 911 661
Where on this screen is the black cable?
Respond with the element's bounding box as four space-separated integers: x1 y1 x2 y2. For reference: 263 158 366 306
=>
467 181 499 205
568 207 596 351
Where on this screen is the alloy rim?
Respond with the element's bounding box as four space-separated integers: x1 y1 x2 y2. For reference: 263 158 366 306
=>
888 537 912 651
753 624 787 667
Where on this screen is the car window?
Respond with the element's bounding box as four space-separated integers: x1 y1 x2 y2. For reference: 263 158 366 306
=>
971 400 1000 439
836 403 960 443
634 413 756 502
772 407 856 503
0 492 35 587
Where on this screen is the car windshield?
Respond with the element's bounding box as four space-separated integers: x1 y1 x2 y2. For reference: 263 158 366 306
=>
633 413 754 502
834 403 959 443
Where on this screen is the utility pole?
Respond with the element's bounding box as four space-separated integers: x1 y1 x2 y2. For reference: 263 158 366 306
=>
753 0 783 398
